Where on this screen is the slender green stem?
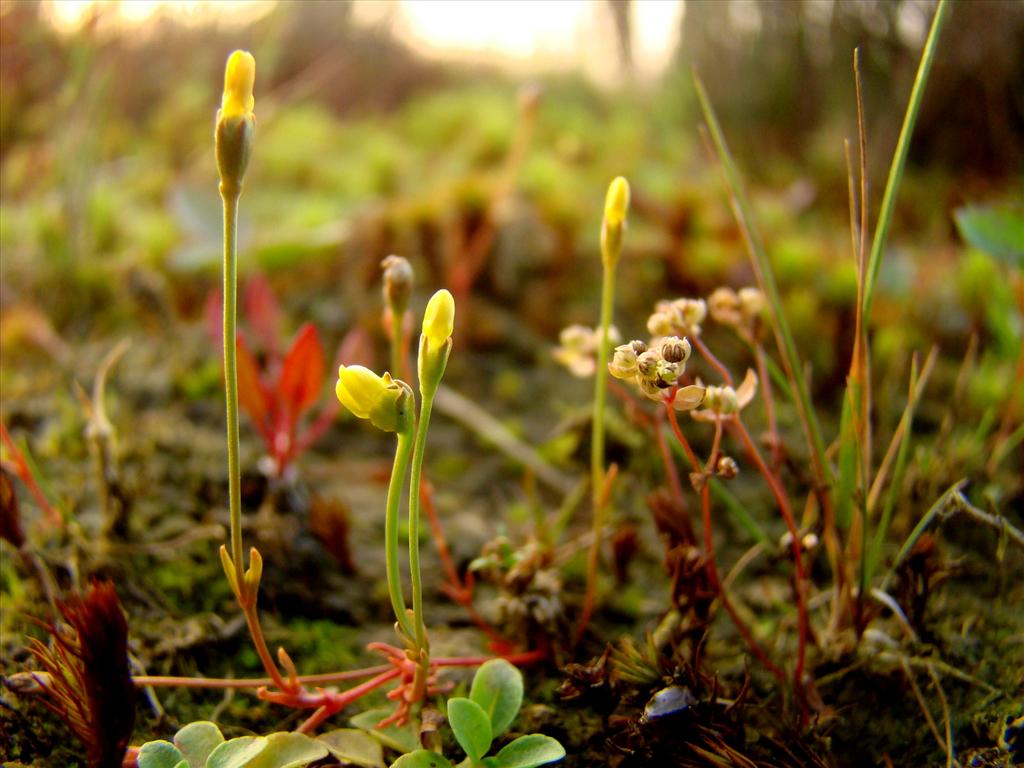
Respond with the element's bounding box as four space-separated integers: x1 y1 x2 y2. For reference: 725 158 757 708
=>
386 429 416 641
408 392 436 650
578 257 616 630
221 189 245 589
591 258 615 514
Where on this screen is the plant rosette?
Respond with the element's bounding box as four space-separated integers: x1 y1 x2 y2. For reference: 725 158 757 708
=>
389 660 565 768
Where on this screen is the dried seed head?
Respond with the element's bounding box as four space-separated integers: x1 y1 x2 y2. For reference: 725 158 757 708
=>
553 324 620 378
738 287 766 320
673 298 707 334
703 385 739 415
708 287 742 327
655 360 681 388
660 336 691 364
609 343 639 380
636 349 661 380
646 311 674 338
716 456 739 479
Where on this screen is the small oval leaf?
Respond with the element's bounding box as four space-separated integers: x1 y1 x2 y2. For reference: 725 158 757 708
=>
137 741 185 768
492 734 566 768
469 659 523 738
174 721 225 768
207 736 267 768
247 732 328 768
389 749 454 768
318 728 384 768
448 697 492 762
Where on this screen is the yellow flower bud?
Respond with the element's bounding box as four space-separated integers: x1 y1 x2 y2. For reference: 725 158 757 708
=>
422 289 455 349
336 365 388 420
221 50 255 121
336 366 411 433
603 176 631 227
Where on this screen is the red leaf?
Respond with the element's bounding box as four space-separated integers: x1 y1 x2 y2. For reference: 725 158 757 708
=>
277 323 325 417
244 274 282 359
236 334 271 431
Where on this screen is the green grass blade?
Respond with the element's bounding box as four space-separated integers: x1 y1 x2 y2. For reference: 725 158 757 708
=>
693 77 832 494
861 0 951 319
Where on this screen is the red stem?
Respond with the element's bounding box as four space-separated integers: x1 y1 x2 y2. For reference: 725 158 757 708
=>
694 337 734 386
731 417 810 717
663 401 784 682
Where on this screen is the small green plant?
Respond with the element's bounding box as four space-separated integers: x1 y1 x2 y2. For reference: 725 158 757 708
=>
136 720 385 768
390 659 564 768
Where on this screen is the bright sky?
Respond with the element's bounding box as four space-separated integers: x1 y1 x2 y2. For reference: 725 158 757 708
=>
42 0 684 82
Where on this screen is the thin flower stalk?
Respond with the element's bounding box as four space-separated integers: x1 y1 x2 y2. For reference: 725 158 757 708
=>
578 177 630 640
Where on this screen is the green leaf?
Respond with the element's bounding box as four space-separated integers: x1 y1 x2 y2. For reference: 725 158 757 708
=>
350 708 419 754
174 721 225 768
448 697 492 762
318 729 384 768
389 750 454 768
954 205 1024 267
137 741 186 768
207 737 267 768
492 735 565 768
247 733 329 768
469 659 523 738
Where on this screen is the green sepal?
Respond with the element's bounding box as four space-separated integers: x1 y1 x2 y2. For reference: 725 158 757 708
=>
215 113 255 195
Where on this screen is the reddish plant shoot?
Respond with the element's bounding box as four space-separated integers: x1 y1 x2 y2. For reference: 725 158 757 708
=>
205 275 372 477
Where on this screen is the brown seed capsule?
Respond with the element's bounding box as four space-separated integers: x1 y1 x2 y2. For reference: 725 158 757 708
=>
630 339 648 355
636 350 660 380
716 456 739 479
660 336 690 364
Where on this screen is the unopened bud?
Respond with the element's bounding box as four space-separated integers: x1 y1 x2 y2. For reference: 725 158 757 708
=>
381 255 413 315
603 176 631 227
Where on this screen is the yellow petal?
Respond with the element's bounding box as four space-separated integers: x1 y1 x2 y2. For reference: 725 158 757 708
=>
422 289 455 348
221 50 255 120
336 364 387 420
603 176 631 227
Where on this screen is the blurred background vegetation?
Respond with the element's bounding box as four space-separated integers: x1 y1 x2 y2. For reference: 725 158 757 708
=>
2 0 1021 482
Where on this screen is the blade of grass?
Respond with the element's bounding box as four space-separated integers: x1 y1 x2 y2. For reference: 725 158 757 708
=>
861 0 951 319
863 347 937 590
693 79 832 503
880 480 963 591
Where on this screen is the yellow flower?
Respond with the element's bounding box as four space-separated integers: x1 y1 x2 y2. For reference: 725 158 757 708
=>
336 365 388 420
422 289 455 349
603 176 631 227
336 365 410 432
221 50 255 121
